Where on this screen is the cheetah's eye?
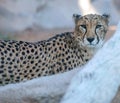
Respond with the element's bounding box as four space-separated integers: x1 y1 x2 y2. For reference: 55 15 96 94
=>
96 25 102 28
80 25 86 29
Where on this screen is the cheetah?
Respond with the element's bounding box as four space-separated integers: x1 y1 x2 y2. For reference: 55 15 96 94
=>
0 14 109 85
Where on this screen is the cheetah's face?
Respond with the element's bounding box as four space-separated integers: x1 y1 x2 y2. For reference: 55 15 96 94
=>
73 14 109 48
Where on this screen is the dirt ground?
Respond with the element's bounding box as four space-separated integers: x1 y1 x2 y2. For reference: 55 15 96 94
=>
12 26 116 42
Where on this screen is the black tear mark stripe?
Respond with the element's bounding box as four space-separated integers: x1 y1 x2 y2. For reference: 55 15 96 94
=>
95 28 100 44
83 27 87 41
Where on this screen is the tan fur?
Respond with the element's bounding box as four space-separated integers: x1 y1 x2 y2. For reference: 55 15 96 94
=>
0 14 109 85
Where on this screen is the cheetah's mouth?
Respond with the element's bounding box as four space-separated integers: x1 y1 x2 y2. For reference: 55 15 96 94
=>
85 40 104 48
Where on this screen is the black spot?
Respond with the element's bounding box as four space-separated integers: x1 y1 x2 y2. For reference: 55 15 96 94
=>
8 66 12 69
1 60 4 64
22 52 25 55
31 74 34 77
35 51 38 55
9 53 13 57
74 64 77 67
23 43 27 46
42 55 44 58
62 59 65 62
14 65 17 68
42 63 45 66
36 69 39 72
48 48 51 51
0 70 4 73
17 69 20 72
35 56 39 59
84 50 87 52
31 49 34 53
65 51 68 54
4 50 7 54
53 40 56 42
62 48 65 51
23 61 26 64
32 66 36 69
38 74 41 76
17 60 20 63
15 80 19 82
2 74 7 77
1 57 4 60
42 68 45 71
26 66 30 68
29 70 32 73
38 60 41 63
31 61 34 64
47 43 51 45
68 61 71 64
68 68 72 70
53 43 55 46
0 65 4 68
1 42 6 46
16 53 19 56
10 75 14 78
1 52 4 56
24 70 27 73
8 70 13 73
57 42 60 45
54 48 57 51
56 69 59 72
64 44 67 48
35 63 38 66
39 48 42 51
59 39 62 41
19 73 22 75
28 56 31 59
16 48 19 51
59 67 62 71
27 50 30 53
45 71 48 74
19 41 24 44
22 47 25 50
12 49 15 53
5 79 10 81
65 66 68 70
29 45 32 48
7 48 10 51
45 51 47 54
16 76 20 79
20 57 23 60
9 62 13 65
24 75 27 78
7 58 11 61
0 45 4 48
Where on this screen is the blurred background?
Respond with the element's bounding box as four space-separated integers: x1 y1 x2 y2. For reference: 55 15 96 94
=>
0 0 119 41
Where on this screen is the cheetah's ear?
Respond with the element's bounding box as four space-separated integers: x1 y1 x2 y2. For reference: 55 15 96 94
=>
102 14 110 24
73 14 81 24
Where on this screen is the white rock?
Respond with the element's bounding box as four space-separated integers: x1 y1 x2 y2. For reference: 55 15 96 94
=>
0 66 80 103
61 22 120 103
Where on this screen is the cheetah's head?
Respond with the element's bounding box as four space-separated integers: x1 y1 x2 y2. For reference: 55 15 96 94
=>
73 14 109 48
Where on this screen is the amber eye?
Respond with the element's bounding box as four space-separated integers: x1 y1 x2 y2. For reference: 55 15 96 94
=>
96 25 102 28
80 25 86 29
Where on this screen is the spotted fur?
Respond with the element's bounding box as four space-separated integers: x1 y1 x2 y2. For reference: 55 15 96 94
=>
0 14 109 85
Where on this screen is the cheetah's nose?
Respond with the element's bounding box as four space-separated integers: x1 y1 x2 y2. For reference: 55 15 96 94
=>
87 37 94 43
